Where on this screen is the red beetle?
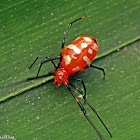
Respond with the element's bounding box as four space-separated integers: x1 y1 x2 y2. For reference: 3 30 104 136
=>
29 16 112 140
53 35 99 88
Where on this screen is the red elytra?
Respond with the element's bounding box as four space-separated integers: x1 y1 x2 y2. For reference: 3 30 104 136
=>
53 35 99 88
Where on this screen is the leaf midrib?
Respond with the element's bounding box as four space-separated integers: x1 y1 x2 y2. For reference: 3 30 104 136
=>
0 35 139 103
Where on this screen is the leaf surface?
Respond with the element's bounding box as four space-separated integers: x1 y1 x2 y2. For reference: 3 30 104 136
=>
0 0 139 140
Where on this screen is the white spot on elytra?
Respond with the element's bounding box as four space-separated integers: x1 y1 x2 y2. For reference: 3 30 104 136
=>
72 66 80 71
64 55 71 65
81 43 88 48
75 37 80 40
93 43 99 51
83 37 92 42
83 56 91 65
67 44 81 54
88 49 93 54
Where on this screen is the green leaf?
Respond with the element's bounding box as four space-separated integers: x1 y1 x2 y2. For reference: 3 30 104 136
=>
0 0 139 140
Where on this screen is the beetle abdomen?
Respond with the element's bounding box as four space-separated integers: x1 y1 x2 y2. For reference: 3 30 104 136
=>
60 35 99 73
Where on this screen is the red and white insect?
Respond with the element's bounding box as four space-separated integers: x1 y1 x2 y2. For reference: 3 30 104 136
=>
29 16 112 140
53 35 99 88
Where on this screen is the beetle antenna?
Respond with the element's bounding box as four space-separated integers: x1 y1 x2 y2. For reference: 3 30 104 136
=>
85 99 112 137
69 82 112 138
67 85 104 140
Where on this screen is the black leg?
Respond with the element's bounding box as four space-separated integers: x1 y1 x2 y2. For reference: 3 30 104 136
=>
2 72 54 88
25 72 54 81
69 78 87 100
66 85 104 140
56 16 86 68
61 16 86 50
69 82 112 138
85 64 105 77
29 56 60 69
29 56 60 77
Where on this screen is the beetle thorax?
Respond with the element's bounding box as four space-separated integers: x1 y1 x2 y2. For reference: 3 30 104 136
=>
53 67 69 88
